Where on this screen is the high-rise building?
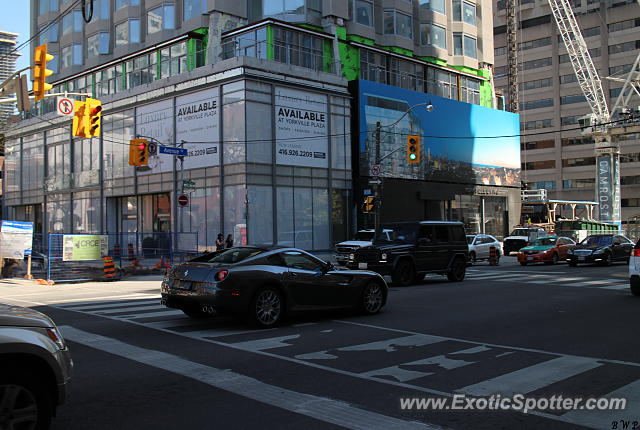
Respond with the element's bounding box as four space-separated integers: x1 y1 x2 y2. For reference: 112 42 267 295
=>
0 31 19 130
493 0 640 223
3 0 519 260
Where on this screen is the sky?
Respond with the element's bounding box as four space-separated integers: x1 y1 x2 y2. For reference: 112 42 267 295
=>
0 0 31 72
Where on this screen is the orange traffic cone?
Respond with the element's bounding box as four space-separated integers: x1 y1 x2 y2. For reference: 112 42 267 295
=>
154 256 171 269
103 256 117 279
489 246 499 266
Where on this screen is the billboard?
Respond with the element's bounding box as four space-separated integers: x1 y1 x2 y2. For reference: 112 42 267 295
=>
275 87 329 168
357 80 521 187
176 88 220 169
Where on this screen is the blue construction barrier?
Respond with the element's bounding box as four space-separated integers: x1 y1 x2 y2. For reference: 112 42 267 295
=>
41 232 199 283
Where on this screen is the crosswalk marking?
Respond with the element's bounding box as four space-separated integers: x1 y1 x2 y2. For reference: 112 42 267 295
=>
123 309 184 319
94 304 166 315
459 356 602 396
599 284 629 290
465 272 630 292
54 298 640 429
561 379 640 429
61 325 442 430
231 335 301 351
62 300 160 312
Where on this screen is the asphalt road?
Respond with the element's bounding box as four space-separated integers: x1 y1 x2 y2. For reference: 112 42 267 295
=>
2 256 637 430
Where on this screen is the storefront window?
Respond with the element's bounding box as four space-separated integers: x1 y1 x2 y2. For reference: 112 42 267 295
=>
312 188 330 249
73 191 100 233
223 185 247 246
248 186 273 245
47 194 72 233
277 187 294 246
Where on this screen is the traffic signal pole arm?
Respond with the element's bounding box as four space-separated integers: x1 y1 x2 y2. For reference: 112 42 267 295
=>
0 92 92 105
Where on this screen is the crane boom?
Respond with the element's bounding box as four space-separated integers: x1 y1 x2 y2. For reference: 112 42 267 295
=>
547 0 610 126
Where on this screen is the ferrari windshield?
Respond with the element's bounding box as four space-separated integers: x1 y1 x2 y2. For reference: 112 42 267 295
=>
531 237 557 246
580 235 613 246
191 248 264 263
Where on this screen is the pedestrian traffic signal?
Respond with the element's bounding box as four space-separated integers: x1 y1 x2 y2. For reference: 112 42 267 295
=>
129 139 149 166
72 101 89 138
86 98 102 137
407 135 420 164
362 196 376 213
33 44 54 101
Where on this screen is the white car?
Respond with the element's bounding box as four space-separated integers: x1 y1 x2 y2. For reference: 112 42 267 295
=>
334 229 393 265
503 227 547 255
467 234 502 263
629 239 640 296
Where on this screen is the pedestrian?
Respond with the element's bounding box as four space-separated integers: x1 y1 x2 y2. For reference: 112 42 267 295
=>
215 233 224 251
225 234 233 248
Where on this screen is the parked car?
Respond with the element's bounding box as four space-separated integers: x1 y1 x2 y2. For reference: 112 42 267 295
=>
161 245 388 328
467 234 502 263
0 303 73 430
517 236 576 265
503 227 548 255
566 234 633 266
629 239 640 296
334 229 393 266
346 221 468 286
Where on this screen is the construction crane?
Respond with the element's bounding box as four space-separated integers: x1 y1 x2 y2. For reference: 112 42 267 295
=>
506 0 640 224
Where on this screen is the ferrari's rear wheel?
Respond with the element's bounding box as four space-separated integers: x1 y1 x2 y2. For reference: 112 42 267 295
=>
361 282 384 315
251 287 283 328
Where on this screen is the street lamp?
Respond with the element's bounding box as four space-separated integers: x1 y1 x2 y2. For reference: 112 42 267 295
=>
371 101 434 233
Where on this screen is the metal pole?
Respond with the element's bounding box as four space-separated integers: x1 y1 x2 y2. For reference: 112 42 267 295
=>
374 121 381 234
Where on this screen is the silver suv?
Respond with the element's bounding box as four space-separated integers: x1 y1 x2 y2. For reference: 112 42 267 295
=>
0 303 73 429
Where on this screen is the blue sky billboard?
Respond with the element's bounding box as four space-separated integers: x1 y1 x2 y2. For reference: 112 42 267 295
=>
357 80 521 187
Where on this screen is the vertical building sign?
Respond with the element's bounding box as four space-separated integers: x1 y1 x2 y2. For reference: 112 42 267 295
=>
275 87 328 168
176 88 220 169
597 154 621 224
136 99 175 173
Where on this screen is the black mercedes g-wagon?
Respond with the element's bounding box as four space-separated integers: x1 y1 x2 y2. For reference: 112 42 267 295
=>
346 221 469 286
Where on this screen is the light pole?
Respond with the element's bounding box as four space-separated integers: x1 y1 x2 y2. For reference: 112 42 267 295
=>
372 102 434 233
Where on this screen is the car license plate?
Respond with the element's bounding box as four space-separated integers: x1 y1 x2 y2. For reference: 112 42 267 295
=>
578 257 585 261
173 280 192 290
358 263 367 269
527 257 534 261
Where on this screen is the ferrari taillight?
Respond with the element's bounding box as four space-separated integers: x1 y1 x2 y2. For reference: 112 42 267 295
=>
215 270 229 281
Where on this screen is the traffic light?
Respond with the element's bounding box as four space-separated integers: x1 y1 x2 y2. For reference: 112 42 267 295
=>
33 44 54 101
129 139 149 167
86 98 102 137
72 101 89 138
407 135 420 164
362 196 376 213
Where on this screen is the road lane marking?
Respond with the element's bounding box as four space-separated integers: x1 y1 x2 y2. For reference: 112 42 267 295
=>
64 300 160 311
362 352 476 382
121 309 184 319
94 305 166 315
561 379 640 429
459 356 602 396
53 294 161 306
53 307 636 428
230 335 301 351
334 320 640 368
60 326 442 430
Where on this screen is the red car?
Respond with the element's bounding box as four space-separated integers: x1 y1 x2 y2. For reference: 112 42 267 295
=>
518 236 576 265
